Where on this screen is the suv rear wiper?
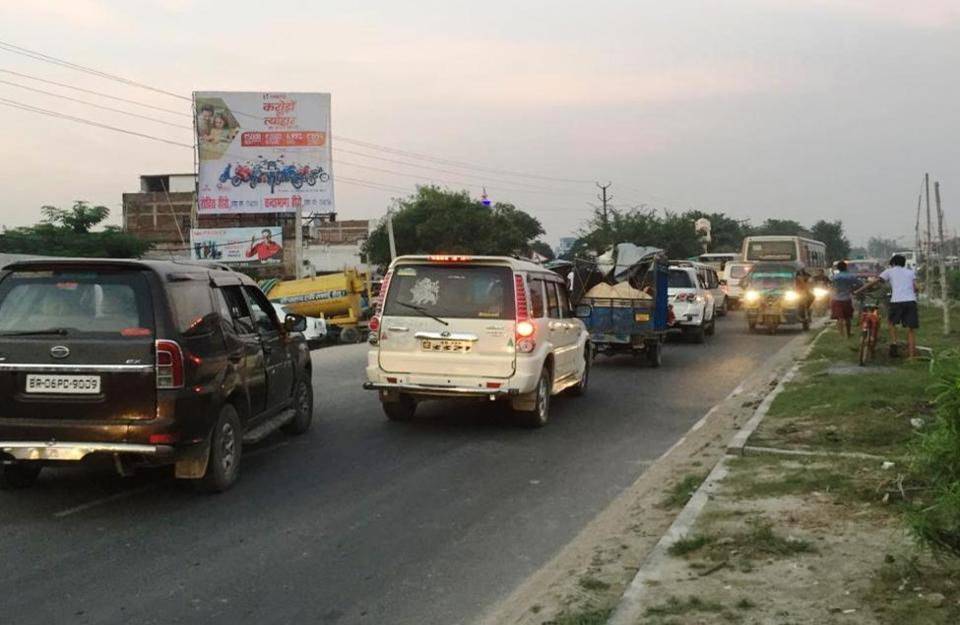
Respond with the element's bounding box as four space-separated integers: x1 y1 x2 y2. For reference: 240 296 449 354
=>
396 301 449 326
0 328 69 337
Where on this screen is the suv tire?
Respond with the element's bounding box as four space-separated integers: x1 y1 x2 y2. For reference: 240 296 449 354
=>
200 405 242 493
382 394 417 421
282 378 314 435
705 317 716 336
568 345 591 397
517 367 551 428
0 463 41 490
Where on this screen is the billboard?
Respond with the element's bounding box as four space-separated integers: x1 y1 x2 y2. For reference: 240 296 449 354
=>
190 227 283 264
194 92 333 215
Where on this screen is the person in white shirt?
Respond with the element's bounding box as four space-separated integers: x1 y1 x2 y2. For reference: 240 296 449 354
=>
876 254 918 358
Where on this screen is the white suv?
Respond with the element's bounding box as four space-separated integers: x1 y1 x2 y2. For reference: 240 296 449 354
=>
668 265 716 342
364 255 591 427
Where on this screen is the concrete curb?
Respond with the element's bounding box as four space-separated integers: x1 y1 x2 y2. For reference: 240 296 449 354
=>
606 456 730 625
606 323 829 625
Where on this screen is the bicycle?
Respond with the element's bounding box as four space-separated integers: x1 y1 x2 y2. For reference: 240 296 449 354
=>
856 293 882 366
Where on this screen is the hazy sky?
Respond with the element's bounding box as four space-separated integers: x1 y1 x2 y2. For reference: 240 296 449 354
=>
0 0 957 247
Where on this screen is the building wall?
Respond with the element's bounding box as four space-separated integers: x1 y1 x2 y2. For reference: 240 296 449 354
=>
122 191 193 244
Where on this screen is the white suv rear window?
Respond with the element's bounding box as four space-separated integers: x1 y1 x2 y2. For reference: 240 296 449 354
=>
383 265 515 320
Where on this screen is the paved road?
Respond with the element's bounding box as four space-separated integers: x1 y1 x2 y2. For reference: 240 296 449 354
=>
1 312 795 625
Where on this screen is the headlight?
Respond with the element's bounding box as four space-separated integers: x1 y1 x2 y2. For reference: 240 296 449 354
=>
744 290 760 303
813 287 829 299
783 290 800 302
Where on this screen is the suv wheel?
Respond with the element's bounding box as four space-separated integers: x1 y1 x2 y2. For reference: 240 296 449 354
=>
705 317 716 336
200 405 242 493
568 345 591 397
282 377 314 435
0 463 42 490
517 367 551 428
382 394 417 421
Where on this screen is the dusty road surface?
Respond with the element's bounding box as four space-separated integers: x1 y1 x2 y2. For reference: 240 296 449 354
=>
1 312 796 625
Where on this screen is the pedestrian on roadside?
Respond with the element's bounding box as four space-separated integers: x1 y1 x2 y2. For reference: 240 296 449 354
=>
861 254 919 358
829 261 862 338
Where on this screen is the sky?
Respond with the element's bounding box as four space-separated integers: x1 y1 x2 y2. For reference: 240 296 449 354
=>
0 0 957 248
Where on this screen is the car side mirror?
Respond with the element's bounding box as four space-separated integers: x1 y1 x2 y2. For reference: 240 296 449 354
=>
574 304 592 318
284 313 307 333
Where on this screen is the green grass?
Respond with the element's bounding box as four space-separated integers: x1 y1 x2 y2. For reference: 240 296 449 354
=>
725 455 881 504
578 576 611 592
644 595 725 617
754 305 960 456
660 473 707 509
548 607 613 625
667 534 713 557
668 518 814 562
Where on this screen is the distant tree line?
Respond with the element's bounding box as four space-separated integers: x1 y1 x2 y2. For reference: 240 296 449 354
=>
0 201 152 258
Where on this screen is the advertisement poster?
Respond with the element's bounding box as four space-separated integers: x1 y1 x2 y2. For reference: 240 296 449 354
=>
190 227 283 264
194 91 334 215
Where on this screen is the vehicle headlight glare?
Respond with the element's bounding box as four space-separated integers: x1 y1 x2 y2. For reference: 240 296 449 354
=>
813 287 829 299
744 290 760 303
784 290 799 302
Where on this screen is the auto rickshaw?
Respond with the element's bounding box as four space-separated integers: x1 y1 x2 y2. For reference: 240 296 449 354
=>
741 262 820 334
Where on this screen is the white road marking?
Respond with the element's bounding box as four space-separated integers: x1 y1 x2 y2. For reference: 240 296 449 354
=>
53 484 158 518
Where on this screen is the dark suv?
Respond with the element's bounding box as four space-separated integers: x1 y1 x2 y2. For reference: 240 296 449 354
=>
0 259 314 492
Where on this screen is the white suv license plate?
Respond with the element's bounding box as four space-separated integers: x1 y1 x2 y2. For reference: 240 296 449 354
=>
25 374 101 394
421 339 472 353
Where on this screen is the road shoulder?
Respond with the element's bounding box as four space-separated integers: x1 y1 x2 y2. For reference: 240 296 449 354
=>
476 326 820 625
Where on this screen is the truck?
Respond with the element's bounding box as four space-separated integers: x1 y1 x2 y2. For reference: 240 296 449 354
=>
260 268 372 343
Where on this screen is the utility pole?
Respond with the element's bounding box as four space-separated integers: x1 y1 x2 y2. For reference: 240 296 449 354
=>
386 212 397 261
925 173 932 294
915 193 922 267
936 181 949 335
295 207 304 279
596 182 612 229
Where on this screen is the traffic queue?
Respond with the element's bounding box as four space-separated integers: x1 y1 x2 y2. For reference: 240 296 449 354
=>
0 235 831 492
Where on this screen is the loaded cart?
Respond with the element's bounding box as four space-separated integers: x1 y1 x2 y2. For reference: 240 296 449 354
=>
554 245 670 366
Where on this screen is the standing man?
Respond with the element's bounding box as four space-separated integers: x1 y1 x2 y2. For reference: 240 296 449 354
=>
830 261 862 338
878 254 919 358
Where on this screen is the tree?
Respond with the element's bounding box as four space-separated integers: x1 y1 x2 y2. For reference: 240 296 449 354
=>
751 219 810 237
41 201 111 233
0 202 152 258
528 240 555 261
867 237 899 260
363 186 545 266
810 220 851 263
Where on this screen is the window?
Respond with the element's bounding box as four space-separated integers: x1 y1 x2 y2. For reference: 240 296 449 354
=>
167 281 216 337
545 281 560 318
668 270 693 288
528 278 545 318
219 286 254 334
382 264 515 320
242 286 279 334
556 283 570 317
0 269 153 337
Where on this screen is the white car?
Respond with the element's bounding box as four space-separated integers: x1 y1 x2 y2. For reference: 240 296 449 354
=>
723 261 753 308
668 265 716 342
364 255 590 427
273 303 327 347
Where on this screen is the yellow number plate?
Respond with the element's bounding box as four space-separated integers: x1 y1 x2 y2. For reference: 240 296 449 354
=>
634 313 650 322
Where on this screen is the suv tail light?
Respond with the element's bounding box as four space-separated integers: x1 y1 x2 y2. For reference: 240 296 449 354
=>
514 275 535 352
155 340 184 389
675 292 697 302
369 270 393 334
514 274 529 321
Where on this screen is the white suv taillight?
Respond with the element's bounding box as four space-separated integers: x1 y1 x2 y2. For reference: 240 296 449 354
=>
514 275 536 353
155 339 184 389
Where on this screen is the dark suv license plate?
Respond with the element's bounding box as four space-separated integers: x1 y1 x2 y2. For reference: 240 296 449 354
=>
25 374 101 394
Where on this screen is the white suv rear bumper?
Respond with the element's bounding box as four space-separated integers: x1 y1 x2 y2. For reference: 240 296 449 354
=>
365 351 542 398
